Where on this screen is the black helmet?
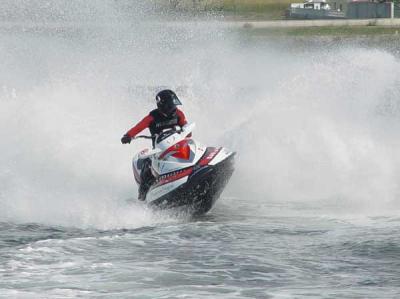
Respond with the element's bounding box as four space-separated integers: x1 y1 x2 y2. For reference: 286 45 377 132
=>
156 89 182 116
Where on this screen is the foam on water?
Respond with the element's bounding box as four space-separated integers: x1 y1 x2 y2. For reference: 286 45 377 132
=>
0 1 400 229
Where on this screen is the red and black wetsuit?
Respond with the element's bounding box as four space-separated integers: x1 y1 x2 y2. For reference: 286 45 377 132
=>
126 108 188 141
126 108 188 199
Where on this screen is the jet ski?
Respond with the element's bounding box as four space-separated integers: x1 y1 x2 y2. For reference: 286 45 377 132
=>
132 123 235 215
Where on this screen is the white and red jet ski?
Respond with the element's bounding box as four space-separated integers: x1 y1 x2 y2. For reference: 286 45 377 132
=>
132 123 235 215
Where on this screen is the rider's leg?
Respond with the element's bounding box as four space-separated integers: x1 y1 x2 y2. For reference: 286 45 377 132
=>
138 158 153 200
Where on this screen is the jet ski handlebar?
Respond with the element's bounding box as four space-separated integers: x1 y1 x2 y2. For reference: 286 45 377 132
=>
134 135 153 140
134 124 194 141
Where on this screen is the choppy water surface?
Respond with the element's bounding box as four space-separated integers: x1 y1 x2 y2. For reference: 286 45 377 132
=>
1 1 400 298
1 207 400 298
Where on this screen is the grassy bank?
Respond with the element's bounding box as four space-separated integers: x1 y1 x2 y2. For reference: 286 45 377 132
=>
156 0 292 20
219 0 292 20
243 25 400 36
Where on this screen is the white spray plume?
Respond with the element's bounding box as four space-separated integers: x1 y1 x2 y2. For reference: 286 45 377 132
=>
1 1 400 228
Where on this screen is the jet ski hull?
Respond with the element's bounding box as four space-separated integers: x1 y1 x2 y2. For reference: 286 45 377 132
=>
148 153 235 216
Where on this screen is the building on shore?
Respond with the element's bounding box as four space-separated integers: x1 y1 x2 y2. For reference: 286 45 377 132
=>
287 0 346 18
290 0 332 10
287 0 395 19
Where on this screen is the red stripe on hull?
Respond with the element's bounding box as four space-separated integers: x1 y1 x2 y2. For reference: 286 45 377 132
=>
149 147 221 188
154 167 193 187
199 147 221 166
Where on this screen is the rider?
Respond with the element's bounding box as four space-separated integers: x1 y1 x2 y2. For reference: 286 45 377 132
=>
121 89 189 200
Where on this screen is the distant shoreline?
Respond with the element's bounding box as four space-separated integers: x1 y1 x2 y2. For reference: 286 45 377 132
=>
226 18 400 28
227 18 400 36
1 18 400 37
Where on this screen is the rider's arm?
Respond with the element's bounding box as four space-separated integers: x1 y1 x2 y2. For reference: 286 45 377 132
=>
126 115 154 138
176 108 192 137
176 108 187 126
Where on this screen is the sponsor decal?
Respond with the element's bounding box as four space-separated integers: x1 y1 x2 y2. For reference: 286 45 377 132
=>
156 119 178 128
199 147 221 166
155 167 193 187
153 147 221 187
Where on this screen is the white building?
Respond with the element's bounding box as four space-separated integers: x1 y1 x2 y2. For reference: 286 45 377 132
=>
291 0 332 10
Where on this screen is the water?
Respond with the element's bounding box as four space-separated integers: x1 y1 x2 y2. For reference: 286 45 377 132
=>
2 210 400 298
1 1 400 298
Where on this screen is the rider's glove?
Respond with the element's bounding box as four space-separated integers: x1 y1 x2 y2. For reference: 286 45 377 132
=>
121 134 131 144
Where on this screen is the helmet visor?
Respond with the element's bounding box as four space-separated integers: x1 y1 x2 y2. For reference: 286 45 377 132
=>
156 94 182 106
171 95 182 106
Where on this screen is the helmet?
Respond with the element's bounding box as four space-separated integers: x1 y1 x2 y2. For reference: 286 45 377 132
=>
156 89 182 116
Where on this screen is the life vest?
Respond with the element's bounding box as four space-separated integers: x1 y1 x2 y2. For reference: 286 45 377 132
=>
149 109 180 137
